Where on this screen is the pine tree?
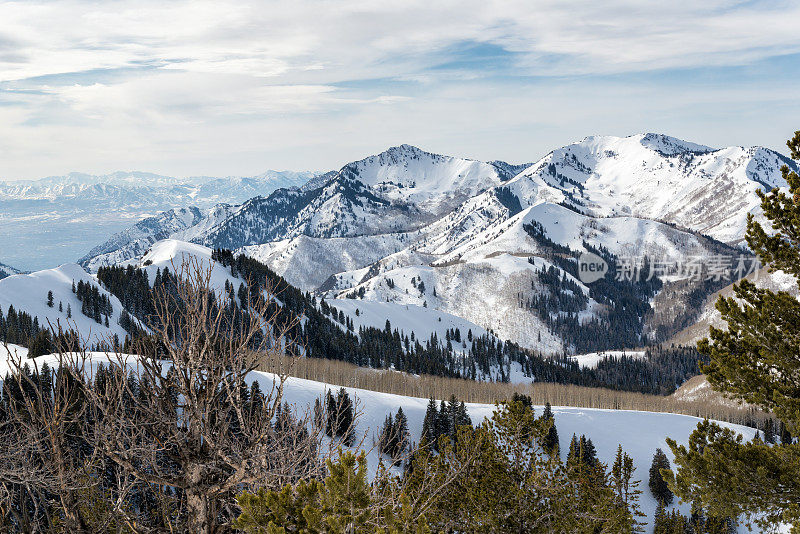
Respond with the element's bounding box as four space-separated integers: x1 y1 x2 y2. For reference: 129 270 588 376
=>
653 499 668 534
666 131 800 532
325 388 356 446
763 418 776 444
581 436 598 467
379 414 394 456
611 445 642 518
541 402 560 454
421 397 438 450
47 290 54 308
437 399 449 443
567 434 580 464
649 448 673 505
325 390 337 438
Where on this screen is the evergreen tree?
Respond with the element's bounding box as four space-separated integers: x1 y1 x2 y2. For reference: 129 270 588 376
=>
394 407 409 456
611 445 643 519
541 402 560 454
581 436 598 467
234 452 425 533
421 397 438 450
28 330 52 357
666 131 800 531
325 388 356 446
763 418 776 444
649 448 673 505
47 290 54 308
653 499 668 534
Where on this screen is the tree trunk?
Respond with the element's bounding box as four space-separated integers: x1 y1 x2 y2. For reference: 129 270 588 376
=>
186 489 214 534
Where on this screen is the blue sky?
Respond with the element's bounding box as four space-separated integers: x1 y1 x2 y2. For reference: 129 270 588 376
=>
0 0 799 180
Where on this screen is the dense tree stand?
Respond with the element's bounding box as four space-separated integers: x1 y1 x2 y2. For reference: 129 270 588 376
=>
666 131 800 532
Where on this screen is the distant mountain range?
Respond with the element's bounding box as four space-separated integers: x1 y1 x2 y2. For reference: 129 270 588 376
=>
0 170 320 271
73 134 795 353
0 170 318 202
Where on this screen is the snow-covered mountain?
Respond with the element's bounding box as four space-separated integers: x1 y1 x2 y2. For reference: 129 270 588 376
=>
509 133 793 245
83 145 519 274
0 170 317 202
0 170 320 272
0 262 21 280
79 204 238 272
77 134 793 353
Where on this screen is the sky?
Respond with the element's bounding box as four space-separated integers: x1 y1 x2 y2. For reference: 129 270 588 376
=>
1 0 799 180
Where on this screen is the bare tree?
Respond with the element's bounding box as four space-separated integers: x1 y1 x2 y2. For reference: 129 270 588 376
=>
90 258 326 532
1 258 326 533
0 337 139 533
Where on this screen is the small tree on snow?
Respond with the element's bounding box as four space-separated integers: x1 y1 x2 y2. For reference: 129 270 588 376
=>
649 448 673 505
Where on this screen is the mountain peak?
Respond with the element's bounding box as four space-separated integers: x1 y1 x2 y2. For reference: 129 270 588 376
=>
635 133 714 155
381 144 429 158
577 133 714 155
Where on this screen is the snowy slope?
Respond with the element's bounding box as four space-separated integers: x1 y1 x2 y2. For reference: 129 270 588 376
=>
124 239 246 295
668 268 799 347
324 201 740 352
79 146 522 272
267 371 757 530
570 350 647 369
0 264 135 343
0 343 28 362
79 205 237 272
0 262 21 280
326 252 566 353
326 299 489 353
79 135 789 278
240 233 414 290
0 240 259 347
510 133 793 245
0 350 758 531
337 144 508 216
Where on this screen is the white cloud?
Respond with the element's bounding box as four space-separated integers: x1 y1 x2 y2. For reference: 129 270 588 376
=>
0 0 798 178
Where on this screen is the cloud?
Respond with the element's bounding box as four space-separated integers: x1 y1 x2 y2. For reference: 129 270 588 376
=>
0 0 798 179
3 0 799 83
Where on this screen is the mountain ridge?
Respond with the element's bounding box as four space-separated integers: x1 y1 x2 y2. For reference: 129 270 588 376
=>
72 133 788 353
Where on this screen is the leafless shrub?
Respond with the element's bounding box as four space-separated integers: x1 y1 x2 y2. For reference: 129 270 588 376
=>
1 258 327 533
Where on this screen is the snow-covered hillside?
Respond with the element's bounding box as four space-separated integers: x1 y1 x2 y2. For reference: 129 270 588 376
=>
0 350 758 531
322 202 740 352
81 146 522 272
668 268 799 347
241 233 414 289
336 144 511 216
570 350 647 369
269 375 753 531
510 133 793 245
0 262 21 280
125 239 245 294
80 204 237 272
0 264 135 343
0 240 257 349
